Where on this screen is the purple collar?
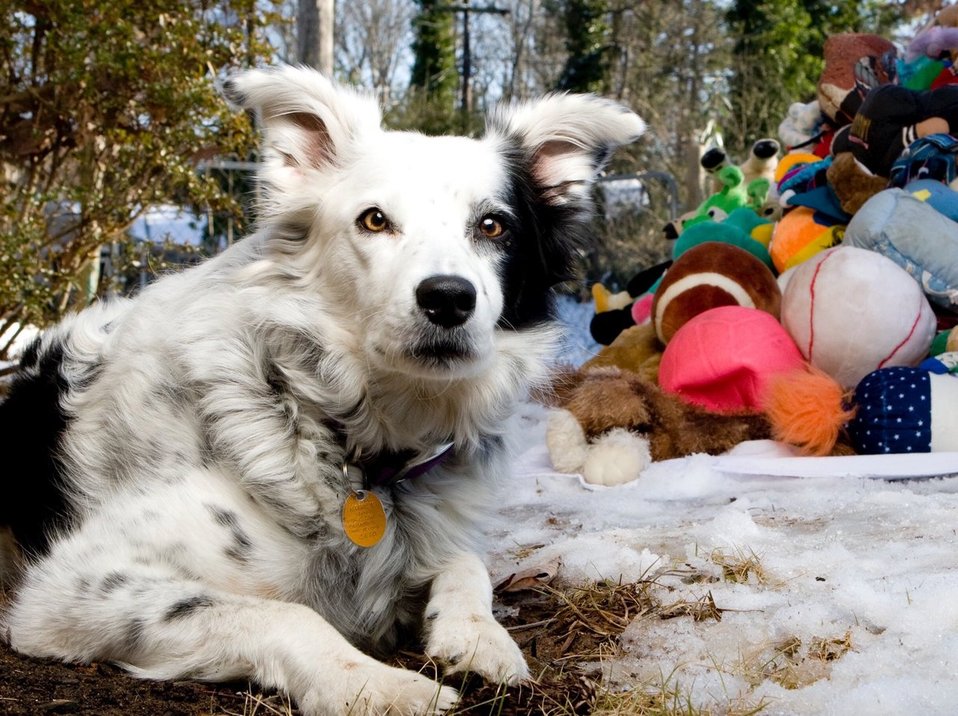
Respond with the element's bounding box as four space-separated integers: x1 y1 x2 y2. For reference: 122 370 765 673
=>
354 442 455 488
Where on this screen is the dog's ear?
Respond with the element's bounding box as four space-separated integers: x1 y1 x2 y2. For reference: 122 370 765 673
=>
488 94 645 206
222 65 381 172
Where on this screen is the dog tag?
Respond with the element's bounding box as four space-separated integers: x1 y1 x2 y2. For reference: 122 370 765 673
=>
342 490 386 548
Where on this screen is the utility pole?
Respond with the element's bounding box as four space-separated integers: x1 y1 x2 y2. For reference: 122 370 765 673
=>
435 3 509 125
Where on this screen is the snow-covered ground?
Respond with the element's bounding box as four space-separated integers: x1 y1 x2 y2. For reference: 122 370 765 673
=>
494 298 958 714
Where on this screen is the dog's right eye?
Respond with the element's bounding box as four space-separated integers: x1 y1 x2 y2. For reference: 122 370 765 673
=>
357 208 390 233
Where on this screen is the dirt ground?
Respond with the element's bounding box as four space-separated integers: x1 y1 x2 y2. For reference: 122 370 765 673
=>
0 588 603 716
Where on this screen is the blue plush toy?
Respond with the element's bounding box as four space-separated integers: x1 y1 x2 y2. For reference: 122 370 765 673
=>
845 188 958 311
847 366 958 454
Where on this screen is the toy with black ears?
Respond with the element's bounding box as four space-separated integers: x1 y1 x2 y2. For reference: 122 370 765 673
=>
662 139 780 241
701 138 781 188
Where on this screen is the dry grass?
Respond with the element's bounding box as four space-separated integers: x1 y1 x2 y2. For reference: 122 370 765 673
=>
740 630 854 691
593 669 767 716
538 580 660 661
709 549 768 586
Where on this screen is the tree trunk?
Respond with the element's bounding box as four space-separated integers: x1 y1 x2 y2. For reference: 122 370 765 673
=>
298 0 335 75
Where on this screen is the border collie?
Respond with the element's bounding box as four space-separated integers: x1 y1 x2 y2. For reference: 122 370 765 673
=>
0 66 643 715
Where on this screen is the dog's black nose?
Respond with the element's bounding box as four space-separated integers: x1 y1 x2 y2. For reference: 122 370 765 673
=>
416 275 477 328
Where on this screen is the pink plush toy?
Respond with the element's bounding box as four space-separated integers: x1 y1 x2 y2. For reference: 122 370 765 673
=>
658 305 806 412
779 246 937 388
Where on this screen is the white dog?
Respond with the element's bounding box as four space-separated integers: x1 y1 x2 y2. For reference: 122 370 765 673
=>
0 66 643 715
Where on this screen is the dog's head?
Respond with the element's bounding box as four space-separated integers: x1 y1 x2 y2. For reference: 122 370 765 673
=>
224 66 643 381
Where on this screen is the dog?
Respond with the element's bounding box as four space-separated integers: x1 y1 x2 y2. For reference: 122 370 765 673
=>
0 66 643 715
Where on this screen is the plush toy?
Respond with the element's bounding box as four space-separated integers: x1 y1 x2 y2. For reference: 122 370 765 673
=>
592 206 774 346
701 139 781 187
831 84 958 177
658 305 806 413
651 242 781 345
769 206 844 273
683 165 771 231
826 152 889 215
765 365 958 455
925 326 958 374
887 132 958 189
589 261 671 345
779 101 828 153
544 366 772 486
898 178 958 221
817 33 898 128
780 246 937 388
672 207 774 267
581 323 662 383
844 187 958 312
776 152 825 184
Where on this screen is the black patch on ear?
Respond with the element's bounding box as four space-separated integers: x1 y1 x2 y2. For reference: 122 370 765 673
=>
220 77 247 107
495 142 591 330
0 341 78 556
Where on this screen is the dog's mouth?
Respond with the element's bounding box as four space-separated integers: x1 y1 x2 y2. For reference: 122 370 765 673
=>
407 334 477 367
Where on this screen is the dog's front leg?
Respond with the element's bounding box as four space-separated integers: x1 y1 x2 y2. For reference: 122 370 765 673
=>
423 552 529 684
8 570 457 716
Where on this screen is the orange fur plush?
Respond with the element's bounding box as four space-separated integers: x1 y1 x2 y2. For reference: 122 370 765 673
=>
544 367 771 486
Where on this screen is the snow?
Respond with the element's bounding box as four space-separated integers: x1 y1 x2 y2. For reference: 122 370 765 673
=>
493 299 958 714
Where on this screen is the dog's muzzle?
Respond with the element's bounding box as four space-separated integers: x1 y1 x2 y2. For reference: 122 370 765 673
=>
415 275 476 329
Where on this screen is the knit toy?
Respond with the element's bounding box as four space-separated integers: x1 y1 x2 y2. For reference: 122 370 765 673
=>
780 246 937 389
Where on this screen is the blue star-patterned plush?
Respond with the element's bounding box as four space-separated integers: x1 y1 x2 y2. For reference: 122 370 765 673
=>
847 366 958 454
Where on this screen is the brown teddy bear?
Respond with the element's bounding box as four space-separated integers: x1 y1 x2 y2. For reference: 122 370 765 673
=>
543 366 771 486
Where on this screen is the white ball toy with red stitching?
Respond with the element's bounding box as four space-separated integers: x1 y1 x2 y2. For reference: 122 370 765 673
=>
779 246 937 389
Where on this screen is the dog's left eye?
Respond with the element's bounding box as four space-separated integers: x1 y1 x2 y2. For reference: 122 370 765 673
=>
357 208 390 233
477 215 506 239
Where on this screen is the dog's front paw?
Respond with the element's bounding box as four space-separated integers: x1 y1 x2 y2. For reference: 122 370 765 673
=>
426 612 529 685
297 660 458 716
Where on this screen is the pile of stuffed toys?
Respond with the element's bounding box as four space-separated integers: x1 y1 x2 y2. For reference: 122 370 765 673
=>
545 9 958 486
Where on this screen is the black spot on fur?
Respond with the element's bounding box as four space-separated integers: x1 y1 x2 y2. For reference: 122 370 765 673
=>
100 572 128 593
207 505 253 562
0 342 78 556
494 142 591 330
164 595 215 622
